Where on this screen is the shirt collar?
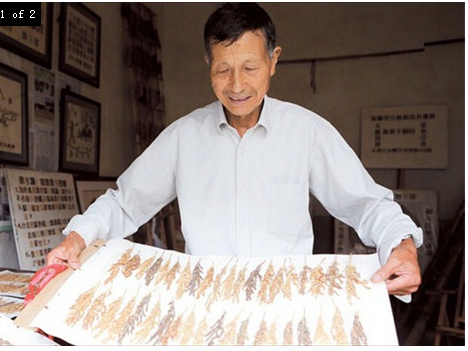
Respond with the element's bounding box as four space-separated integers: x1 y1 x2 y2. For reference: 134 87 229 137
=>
216 96 272 135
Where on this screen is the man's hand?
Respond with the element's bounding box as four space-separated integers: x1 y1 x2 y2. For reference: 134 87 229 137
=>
371 238 421 296
46 231 86 270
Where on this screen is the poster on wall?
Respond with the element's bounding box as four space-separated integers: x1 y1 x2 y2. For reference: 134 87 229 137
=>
0 62 29 166
0 167 19 269
0 3 53 69
75 180 116 213
360 105 448 169
5 168 79 271
59 2 101 87
32 65 59 172
59 89 101 175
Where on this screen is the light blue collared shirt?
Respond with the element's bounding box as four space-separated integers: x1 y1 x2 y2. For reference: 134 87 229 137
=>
64 96 422 266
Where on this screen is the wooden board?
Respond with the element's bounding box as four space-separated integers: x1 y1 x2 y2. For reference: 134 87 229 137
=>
14 239 106 329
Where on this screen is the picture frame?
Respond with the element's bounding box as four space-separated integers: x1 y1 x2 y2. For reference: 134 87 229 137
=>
0 3 53 69
59 89 101 175
75 179 117 213
0 62 29 166
59 3 101 87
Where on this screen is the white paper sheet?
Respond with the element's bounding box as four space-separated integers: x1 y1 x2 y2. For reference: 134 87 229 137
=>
0 314 58 346
28 239 398 346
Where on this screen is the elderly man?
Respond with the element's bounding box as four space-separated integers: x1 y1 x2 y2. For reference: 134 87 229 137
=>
47 3 422 299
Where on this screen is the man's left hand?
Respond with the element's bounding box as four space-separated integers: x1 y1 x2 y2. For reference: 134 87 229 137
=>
371 238 421 296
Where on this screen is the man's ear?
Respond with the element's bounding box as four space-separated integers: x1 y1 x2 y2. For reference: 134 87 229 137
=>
270 46 282 76
205 54 210 66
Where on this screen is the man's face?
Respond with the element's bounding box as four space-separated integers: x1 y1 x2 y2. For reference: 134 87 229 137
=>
207 30 281 121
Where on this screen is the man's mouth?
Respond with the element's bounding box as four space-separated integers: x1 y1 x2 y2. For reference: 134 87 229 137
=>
229 96 250 102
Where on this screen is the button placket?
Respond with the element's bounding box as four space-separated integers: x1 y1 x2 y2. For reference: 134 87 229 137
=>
235 135 250 256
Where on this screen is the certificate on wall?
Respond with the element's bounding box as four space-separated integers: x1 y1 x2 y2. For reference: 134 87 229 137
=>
5 168 79 271
360 105 448 169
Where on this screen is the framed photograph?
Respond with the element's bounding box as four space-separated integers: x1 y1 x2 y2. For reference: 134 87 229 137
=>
59 89 100 175
0 3 53 69
0 62 29 166
59 3 101 87
75 179 117 213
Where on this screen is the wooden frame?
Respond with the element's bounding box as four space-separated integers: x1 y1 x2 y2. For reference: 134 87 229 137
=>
0 62 29 166
0 3 53 69
59 3 101 87
59 89 101 175
75 179 117 213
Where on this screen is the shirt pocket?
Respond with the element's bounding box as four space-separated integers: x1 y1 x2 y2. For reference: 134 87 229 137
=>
263 183 308 235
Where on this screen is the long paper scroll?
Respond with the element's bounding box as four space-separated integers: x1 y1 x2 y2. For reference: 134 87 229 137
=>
17 239 398 345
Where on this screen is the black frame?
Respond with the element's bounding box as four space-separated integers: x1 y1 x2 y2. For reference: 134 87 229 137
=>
59 3 101 87
0 62 29 166
59 89 101 175
0 3 53 69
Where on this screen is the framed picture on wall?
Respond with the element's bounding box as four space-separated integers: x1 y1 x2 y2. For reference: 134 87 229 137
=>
59 3 101 87
0 3 53 69
0 62 29 166
59 89 100 175
75 179 117 213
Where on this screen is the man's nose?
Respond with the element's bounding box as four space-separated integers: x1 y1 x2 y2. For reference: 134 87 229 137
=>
230 69 245 92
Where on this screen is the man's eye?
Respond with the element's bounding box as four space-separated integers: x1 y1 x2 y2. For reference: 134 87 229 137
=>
245 67 258 72
216 69 229 74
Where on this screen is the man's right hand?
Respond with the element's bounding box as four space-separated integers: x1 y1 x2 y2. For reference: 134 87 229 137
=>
46 231 86 270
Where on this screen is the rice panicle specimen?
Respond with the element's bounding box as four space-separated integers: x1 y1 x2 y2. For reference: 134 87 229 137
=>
178 309 197 345
104 248 132 284
266 318 278 345
253 315 268 346
135 256 156 279
196 264 215 298
350 312 368 346
144 255 163 286
81 289 110 330
236 317 251 346
325 257 344 296
297 311 312 346
131 297 162 344
185 259 204 296
192 317 208 345
345 255 370 303
160 309 186 345
66 285 99 326
308 258 326 297
331 306 348 345
153 254 173 286
118 292 152 344
205 259 232 311
220 261 238 301
258 261 275 304
176 259 192 299
121 252 141 278
299 259 312 295
313 311 331 345
149 300 176 344
219 312 241 345
244 261 264 301
283 317 294 346
205 311 226 346
268 261 286 304
282 260 299 301
93 294 126 340
231 263 248 303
